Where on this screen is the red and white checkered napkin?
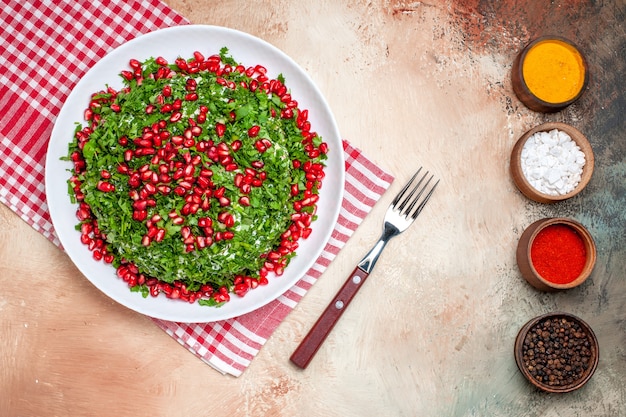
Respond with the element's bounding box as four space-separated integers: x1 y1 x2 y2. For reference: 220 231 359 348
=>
0 0 394 376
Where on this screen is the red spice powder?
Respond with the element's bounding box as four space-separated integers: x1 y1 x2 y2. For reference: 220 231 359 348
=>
530 224 587 284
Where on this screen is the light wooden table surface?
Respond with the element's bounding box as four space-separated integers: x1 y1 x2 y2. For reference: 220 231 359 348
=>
2 1 625 416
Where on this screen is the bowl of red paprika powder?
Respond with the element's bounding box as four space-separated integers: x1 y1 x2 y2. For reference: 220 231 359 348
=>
516 218 596 291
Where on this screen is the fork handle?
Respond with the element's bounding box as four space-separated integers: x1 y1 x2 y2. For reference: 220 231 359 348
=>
290 266 370 369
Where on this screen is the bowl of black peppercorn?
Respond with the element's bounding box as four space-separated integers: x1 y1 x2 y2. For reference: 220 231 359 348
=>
514 312 599 393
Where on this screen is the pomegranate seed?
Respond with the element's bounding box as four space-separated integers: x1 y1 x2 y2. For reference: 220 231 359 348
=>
128 173 141 188
249 79 259 92
97 181 115 192
196 176 211 190
234 283 249 297
157 185 171 195
133 210 147 222
195 236 206 249
193 51 205 62
129 58 141 70
215 123 226 137
230 139 242 151
217 211 234 227
159 86 171 99
198 218 213 228
175 58 188 71
171 135 184 146
248 125 260 137
80 234 91 245
117 164 130 174
190 126 203 137
155 229 166 242
132 200 147 211
179 180 193 190
254 140 267 153
234 173 244 187
170 111 182 123
183 137 196 148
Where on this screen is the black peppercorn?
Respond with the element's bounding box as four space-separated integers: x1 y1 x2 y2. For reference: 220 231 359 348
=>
521 316 594 387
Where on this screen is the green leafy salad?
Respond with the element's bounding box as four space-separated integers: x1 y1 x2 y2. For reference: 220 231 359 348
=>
66 48 328 306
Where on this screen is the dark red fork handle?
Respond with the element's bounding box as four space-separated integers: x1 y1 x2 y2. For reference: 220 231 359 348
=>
290 266 370 369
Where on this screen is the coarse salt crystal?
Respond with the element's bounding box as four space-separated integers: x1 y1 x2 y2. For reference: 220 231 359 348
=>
520 129 585 196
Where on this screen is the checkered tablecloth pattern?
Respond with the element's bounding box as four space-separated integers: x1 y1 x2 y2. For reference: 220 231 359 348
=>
0 0 393 376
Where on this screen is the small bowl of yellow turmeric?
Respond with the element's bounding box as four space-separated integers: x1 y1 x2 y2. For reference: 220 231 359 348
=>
512 36 588 113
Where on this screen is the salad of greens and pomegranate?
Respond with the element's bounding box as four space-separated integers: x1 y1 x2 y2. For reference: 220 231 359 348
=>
65 48 327 306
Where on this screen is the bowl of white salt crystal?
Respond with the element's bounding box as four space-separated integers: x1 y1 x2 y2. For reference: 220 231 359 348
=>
510 122 594 203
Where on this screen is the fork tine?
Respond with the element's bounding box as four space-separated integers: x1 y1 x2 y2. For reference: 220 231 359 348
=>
400 171 430 212
409 178 439 220
394 169 439 219
391 167 423 208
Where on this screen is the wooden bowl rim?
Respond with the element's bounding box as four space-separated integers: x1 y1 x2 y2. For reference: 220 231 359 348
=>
513 36 589 110
510 122 595 203
521 217 597 290
514 312 599 393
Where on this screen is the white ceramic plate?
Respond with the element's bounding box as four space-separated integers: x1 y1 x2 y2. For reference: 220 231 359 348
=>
45 25 344 323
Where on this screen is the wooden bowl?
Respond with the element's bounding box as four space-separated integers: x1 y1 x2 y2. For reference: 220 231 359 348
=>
515 312 599 393
511 36 588 113
510 122 594 203
516 217 596 291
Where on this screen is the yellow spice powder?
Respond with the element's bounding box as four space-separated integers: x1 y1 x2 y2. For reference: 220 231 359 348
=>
522 39 585 104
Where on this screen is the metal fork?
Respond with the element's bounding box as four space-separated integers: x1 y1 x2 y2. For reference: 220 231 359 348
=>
290 168 439 369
